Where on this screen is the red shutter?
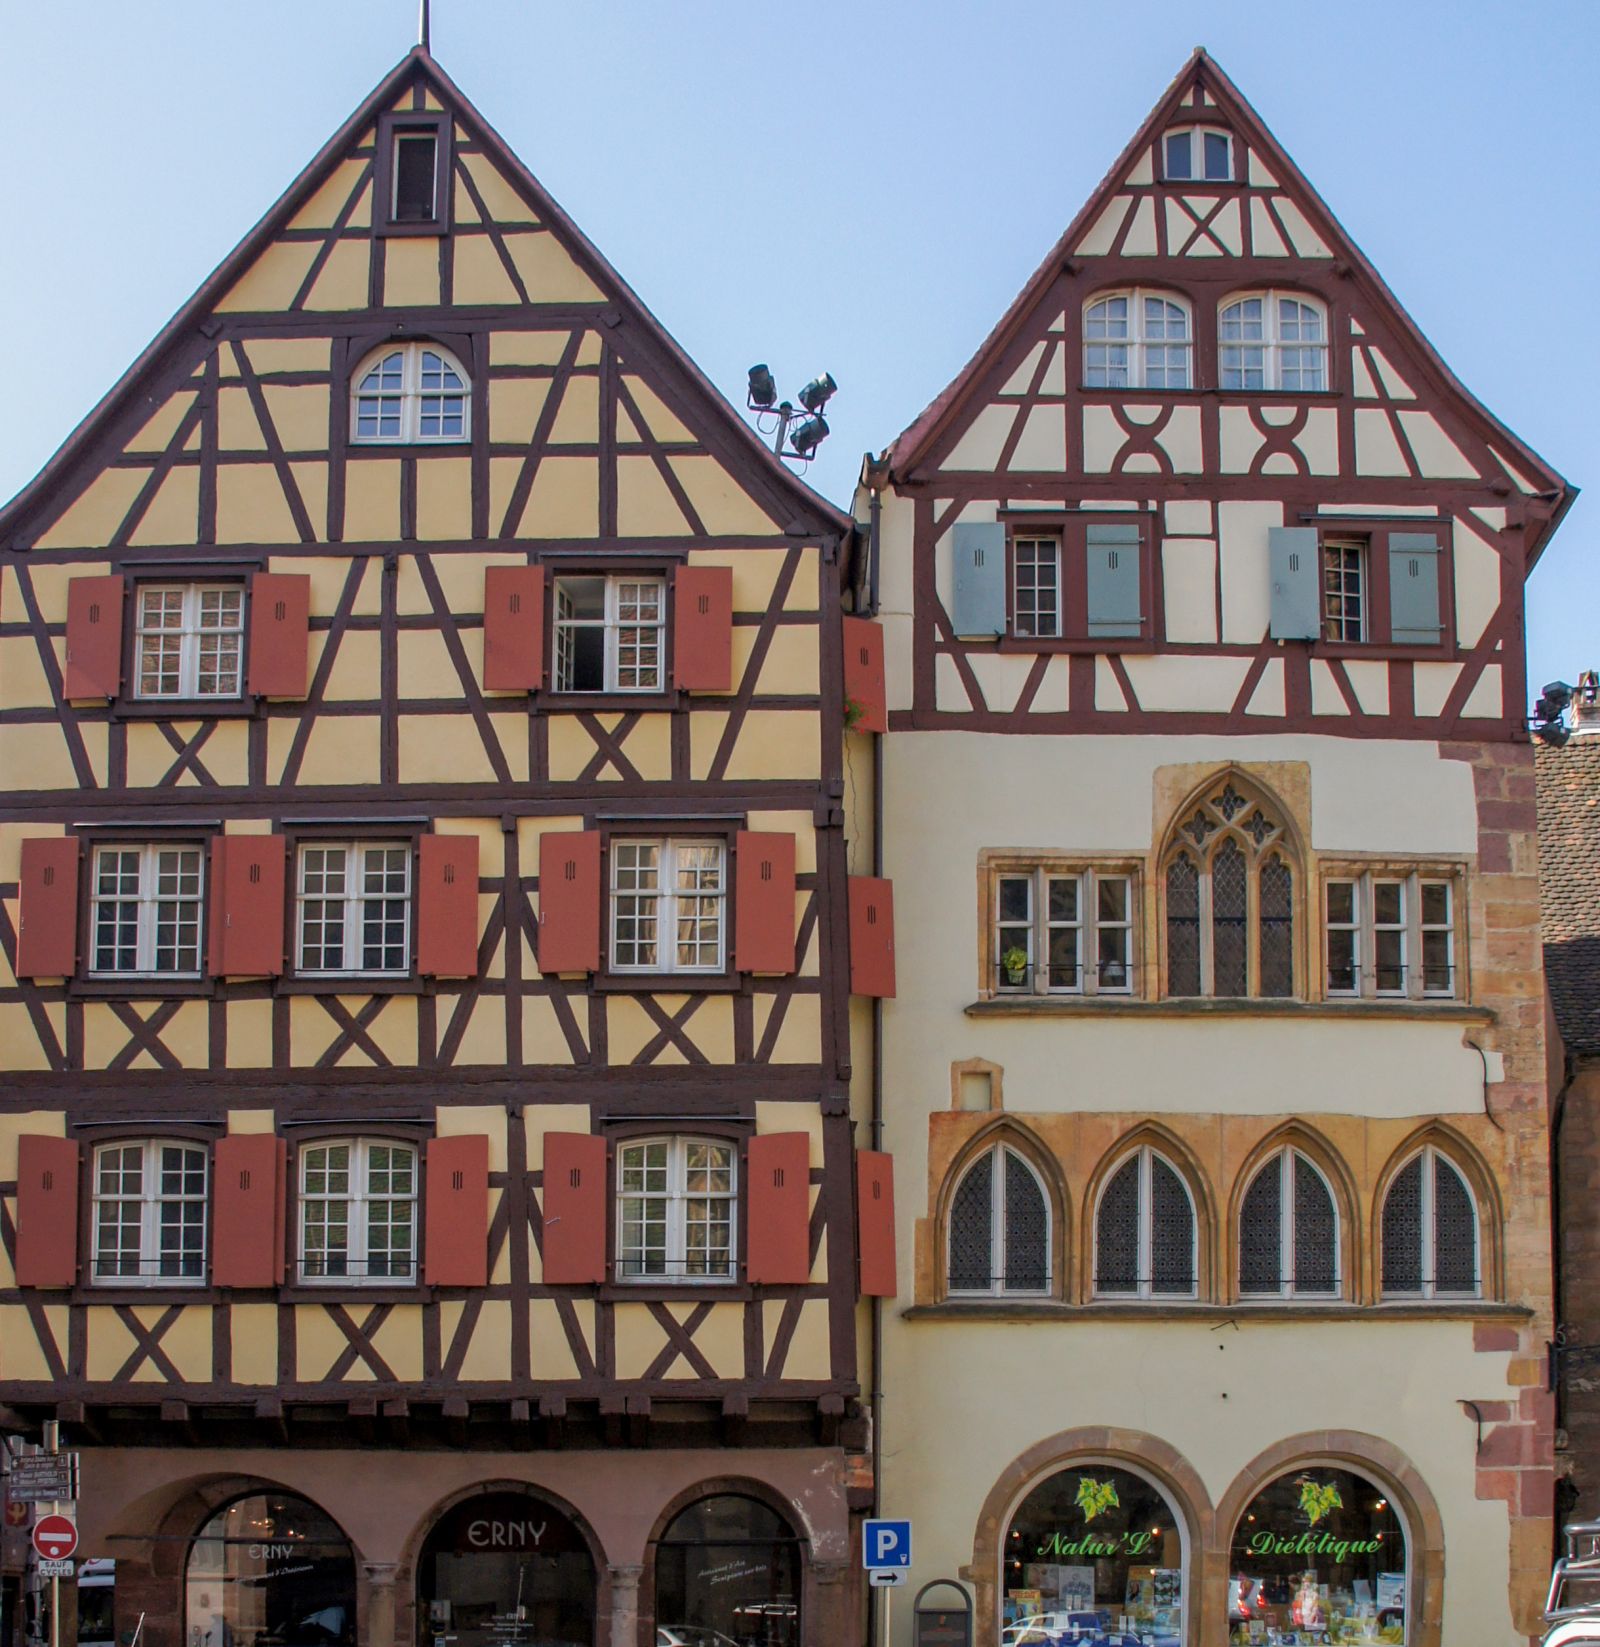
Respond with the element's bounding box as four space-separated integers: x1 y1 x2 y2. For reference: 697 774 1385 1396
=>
16 838 80 979
542 1133 607 1284
212 1134 286 1288
425 1133 489 1287
538 831 601 974
842 615 887 734
483 565 545 691
207 836 286 978
849 876 896 998
673 565 733 691
14 1136 79 1289
246 573 311 698
735 831 797 975
63 575 124 701
747 1132 812 1285
417 834 480 978
857 1150 897 1298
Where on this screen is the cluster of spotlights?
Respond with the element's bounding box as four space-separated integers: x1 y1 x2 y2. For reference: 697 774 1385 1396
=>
1531 680 1574 747
746 364 837 463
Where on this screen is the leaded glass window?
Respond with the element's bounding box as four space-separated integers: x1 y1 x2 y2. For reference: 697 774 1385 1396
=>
1381 1146 1480 1299
1094 1145 1197 1299
1162 777 1298 998
1238 1147 1340 1300
946 1144 1051 1297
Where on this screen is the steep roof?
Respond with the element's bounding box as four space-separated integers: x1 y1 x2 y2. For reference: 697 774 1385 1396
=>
0 47 849 545
886 48 1574 557
1538 738 1600 1060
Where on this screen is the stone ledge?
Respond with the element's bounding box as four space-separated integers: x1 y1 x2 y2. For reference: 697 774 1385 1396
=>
965 996 1495 1024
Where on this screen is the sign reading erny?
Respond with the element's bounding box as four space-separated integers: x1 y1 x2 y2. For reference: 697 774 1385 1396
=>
32 1514 77 1563
864 1518 912 1570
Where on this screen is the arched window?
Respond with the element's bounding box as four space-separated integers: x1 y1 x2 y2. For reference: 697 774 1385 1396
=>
947 1142 1051 1296
655 1494 802 1647
1094 1144 1197 1299
1381 1145 1481 1299
1084 290 1193 389
1219 292 1328 391
350 341 470 442
1238 1147 1340 1299
1164 776 1297 998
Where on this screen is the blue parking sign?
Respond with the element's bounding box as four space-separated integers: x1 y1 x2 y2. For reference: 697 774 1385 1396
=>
863 1518 912 1569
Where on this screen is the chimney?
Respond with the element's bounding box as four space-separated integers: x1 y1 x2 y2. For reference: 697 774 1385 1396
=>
1575 670 1600 736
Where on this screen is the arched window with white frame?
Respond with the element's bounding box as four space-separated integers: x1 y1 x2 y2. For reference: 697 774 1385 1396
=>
1094 1143 1197 1299
947 1141 1051 1296
1381 1144 1481 1299
350 341 471 443
1238 1146 1340 1299
1083 290 1193 390
1218 292 1328 391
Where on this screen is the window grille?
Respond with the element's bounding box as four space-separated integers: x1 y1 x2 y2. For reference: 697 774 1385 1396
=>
946 1145 1051 1297
1241 1147 1340 1299
1094 1145 1196 1299
1004 1151 1049 1292
1150 1154 1195 1294
1381 1146 1480 1298
948 1152 994 1292
1381 1157 1425 1293
1239 1162 1282 1294
1293 1154 1338 1293
1095 1157 1140 1294
1166 855 1201 997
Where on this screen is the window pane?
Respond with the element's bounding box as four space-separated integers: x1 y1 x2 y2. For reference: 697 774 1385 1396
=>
1238 1161 1282 1294
1150 1155 1195 1294
1212 838 1248 996
1293 1155 1338 1294
393 133 437 221
1203 130 1231 179
1002 1151 1048 1292
1381 1157 1424 1294
1164 131 1192 178
1095 1157 1140 1293
948 1153 993 1291
1258 853 1294 998
1012 539 1059 639
1166 854 1201 997
1433 1156 1478 1294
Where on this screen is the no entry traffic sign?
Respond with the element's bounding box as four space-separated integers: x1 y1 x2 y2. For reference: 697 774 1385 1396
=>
31 1514 77 1562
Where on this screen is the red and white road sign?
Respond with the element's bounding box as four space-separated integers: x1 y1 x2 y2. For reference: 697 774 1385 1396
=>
31 1514 76 1562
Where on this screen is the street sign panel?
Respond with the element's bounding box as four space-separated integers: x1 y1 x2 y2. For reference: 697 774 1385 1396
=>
870 1568 908 1587
37 1558 74 1580
32 1513 77 1562
8 1454 77 1503
864 1518 912 1569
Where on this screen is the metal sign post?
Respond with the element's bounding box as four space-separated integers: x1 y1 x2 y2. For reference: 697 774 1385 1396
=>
864 1519 913 1647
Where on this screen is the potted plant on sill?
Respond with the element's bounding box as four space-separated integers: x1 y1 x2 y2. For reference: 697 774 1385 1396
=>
1001 946 1029 988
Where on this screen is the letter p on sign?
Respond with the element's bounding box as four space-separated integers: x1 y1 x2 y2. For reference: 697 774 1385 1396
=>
863 1518 911 1569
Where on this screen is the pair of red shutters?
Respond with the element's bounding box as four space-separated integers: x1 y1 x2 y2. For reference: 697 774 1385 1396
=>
14 834 481 981
12 1134 898 1296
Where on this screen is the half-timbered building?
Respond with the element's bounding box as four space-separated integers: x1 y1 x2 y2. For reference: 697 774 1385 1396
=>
0 44 893 1647
858 50 1573 1647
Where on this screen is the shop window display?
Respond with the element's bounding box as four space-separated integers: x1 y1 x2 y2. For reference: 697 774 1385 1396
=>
1228 1467 1406 1644
1003 1465 1187 1645
184 1493 356 1647
654 1493 802 1647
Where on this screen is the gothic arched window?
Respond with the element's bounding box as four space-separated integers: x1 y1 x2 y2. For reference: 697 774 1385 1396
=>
1093 1144 1197 1299
947 1143 1052 1297
1238 1146 1341 1299
1164 777 1297 998
1381 1145 1481 1299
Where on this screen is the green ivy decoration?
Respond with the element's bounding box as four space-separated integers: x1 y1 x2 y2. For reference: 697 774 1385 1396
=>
1299 1480 1343 1526
1076 1477 1120 1522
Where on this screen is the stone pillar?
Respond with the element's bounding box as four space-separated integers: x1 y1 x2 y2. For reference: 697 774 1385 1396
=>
364 1562 400 1647
807 1558 853 1647
608 1562 642 1647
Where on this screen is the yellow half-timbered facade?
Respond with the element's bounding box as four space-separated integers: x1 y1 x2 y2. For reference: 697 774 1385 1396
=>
0 46 886 1647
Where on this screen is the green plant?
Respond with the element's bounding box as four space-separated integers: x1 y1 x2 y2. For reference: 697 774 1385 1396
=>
1001 945 1029 981
843 695 867 731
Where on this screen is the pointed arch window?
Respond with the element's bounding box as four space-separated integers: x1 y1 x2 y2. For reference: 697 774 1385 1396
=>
1164 778 1297 998
1238 1147 1340 1299
350 342 471 443
1084 290 1193 389
1381 1145 1481 1299
1094 1144 1197 1299
1219 292 1328 392
947 1143 1051 1297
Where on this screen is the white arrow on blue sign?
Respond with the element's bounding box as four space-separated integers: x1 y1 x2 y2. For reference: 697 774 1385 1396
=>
863 1518 912 1569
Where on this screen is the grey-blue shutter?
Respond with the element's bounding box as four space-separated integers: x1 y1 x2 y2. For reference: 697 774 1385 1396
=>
1268 526 1321 641
951 522 1006 637
1388 533 1444 645
1085 523 1143 639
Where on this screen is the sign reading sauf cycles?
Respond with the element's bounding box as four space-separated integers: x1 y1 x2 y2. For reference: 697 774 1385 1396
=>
1033 1476 1161 1560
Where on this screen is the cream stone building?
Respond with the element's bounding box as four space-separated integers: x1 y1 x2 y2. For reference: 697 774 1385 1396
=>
855 50 1572 1647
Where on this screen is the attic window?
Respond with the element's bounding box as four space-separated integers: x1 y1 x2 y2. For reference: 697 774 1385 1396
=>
1164 126 1233 182
393 132 438 222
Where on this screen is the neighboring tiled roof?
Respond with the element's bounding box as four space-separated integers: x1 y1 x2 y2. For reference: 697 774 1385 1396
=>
1538 737 1600 1059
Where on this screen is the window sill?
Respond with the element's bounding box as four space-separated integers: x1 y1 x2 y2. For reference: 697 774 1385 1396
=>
70 978 214 1001
279 1284 429 1302
77 1283 208 1303
902 1300 1530 1324
275 976 428 997
965 996 1492 1024
600 1280 752 1303
110 697 260 721
592 970 745 995
539 690 686 712
994 635 1157 656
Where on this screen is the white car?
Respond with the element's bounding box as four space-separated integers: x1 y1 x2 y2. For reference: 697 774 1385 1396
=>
656 1629 742 1647
1002 1614 1103 1645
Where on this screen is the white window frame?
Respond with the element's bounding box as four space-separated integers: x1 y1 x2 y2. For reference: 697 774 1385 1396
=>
1011 536 1062 638
91 1138 208 1287
552 574 667 694
993 866 1136 997
295 841 413 978
1381 1145 1482 1301
1321 538 1367 643
1239 1148 1342 1301
89 842 205 979
615 1135 738 1284
1092 1145 1198 1301
1082 289 1194 390
297 1137 418 1285
349 341 471 444
1322 870 1458 1000
133 582 246 701
1218 290 1329 392
1162 124 1234 182
609 838 726 975
946 1144 1053 1299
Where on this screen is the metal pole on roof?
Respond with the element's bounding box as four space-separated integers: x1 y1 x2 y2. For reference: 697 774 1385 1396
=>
418 0 431 51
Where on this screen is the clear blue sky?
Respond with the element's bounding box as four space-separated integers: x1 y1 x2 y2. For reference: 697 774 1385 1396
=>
2 0 1592 695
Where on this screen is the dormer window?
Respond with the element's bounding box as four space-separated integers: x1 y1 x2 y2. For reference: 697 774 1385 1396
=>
1219 293 1329 392
393 131 438 223
376 112 451 236
1084 290 1192 389
350 342 470 443
1163 125 1233 182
